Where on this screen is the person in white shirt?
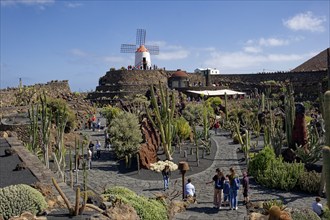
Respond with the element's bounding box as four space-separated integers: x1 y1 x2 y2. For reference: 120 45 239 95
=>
185 178 196 197
312 197 324 216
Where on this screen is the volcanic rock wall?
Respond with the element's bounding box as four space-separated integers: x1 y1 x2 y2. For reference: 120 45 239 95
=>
0 80 71 107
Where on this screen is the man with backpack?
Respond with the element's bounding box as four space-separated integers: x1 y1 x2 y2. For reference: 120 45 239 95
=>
229 167 240 210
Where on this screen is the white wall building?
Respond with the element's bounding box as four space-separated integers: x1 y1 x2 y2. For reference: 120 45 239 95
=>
194 68 220 75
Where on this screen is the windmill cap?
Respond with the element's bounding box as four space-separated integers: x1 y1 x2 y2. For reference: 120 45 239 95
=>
136 45 148 52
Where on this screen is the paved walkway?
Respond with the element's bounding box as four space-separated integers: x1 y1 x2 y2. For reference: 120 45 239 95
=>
72 114 316 220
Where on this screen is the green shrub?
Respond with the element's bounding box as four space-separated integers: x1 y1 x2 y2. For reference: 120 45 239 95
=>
248 145 276 177
297 171 321 193
174 116 191 143
101 105 122 125
109 112 142 158
104 186 168 220
0 184 47 220
257 158 304 191
291 208 321 220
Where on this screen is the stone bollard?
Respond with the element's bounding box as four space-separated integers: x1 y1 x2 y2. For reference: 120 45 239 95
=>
184 150 187 158
178 161 190 200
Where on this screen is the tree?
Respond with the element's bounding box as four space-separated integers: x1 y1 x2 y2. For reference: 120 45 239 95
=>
109 112 142 159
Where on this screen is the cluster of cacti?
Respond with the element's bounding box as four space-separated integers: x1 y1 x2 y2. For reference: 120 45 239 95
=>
27 92 52 168
0 184 47 220
52 175 102 216
297 170 321 193
40 93 52 169
53 105 68 181
145 82 175 160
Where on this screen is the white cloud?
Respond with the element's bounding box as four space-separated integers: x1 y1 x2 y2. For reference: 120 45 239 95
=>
204 50 311 71
259 38 289 47
1 0 54 6
283 11 326 32
243 46 262 53
156 50 189 60
103 56 125 63
69 48 88 57
65 2 82 8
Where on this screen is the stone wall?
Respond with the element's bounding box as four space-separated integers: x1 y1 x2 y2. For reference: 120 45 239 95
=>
88 69 328 103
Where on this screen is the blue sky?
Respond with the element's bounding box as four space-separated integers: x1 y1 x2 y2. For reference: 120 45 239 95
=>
1 0 329 92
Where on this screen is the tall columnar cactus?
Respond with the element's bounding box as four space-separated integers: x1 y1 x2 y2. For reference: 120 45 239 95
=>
28 105 39 154
53 107 68 181
40 92 52 169
145 82 175 160
323 146 330 208
284 83 295 149
320 91 330 196
324 91 330 146
261 92 265 112
224 92 228 121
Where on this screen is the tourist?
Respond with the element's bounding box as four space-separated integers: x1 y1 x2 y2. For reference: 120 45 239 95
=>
242 171 249 205
229 167 240 210
206 168 224 209
162 165 171 191
223 175 230 208
312 197 324 217
185 178 196 202
74 153 81 171
89 141 94 158
87 147 92 170
214 121 220 135
97 119 101 131
95 140 101 159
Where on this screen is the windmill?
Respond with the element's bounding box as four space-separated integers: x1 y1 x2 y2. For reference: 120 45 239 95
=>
121 29 159 70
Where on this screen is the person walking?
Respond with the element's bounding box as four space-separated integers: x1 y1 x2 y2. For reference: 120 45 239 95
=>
229 167 240 210
87 147 92 170
162 165 171 191
206 168 224 209
95 140 101 159
242 171 249 205
88 141 94 159
223 175 231 208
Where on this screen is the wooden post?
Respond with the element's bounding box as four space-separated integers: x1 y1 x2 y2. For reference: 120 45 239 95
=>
178 161 190 200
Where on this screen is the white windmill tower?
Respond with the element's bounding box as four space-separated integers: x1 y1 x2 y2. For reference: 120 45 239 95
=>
120 29 159 70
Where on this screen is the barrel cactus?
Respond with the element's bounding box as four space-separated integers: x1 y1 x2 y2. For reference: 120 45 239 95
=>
0 184 47 220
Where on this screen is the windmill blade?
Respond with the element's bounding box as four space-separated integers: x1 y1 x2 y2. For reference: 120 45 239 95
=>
120 44 136 53
145 45 159 55
136 29 146 46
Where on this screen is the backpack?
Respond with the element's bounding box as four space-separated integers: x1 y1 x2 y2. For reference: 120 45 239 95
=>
233 177 240 190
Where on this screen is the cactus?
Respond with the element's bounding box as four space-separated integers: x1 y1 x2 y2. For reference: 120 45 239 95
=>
145 82 175 160
323 146 330 208
28 105 39 155
224 92 228 121
284 83 295 149
53 106 68 181
261 92 265 112
320 91 330 197
137 153 140 174
40 92 52 169
0 184 47 220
